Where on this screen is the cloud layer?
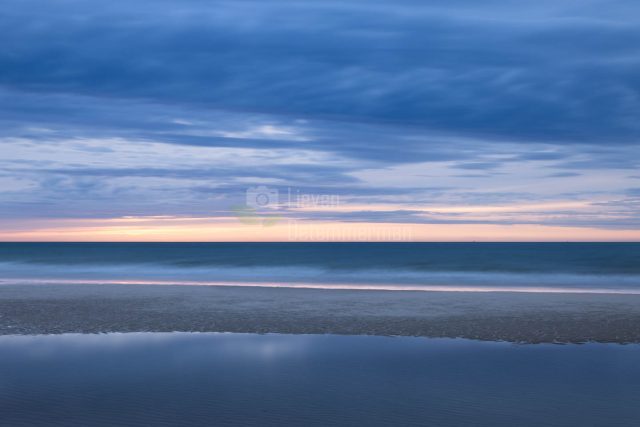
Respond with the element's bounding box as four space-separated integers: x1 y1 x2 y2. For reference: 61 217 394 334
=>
1 0 639 239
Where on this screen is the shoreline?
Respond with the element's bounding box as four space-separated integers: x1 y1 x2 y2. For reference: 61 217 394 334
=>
2 283 640 343
3 278 640 295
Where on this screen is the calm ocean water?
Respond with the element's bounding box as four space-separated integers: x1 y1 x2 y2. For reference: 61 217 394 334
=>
1 243 639 293
1 333 639 427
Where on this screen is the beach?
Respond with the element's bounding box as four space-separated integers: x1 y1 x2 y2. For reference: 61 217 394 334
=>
3 283 640 343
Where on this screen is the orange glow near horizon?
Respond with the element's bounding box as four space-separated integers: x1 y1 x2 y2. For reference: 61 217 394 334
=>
0 216 638 242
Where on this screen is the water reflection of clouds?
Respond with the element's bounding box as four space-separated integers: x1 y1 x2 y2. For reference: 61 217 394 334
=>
0 332 315 362
2 332 637 364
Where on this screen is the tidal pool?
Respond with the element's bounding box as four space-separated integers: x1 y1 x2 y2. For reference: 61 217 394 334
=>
1 333 639 426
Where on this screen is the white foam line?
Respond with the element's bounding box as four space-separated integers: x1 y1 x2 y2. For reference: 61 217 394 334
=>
1 278 640 295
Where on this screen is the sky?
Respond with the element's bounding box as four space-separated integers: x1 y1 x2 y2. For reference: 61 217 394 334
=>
1 0 639 241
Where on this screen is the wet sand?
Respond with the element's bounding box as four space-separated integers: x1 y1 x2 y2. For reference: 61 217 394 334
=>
1 283 640 343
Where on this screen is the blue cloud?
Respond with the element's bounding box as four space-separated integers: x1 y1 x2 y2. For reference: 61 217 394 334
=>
0 0 639 231
2 0 640 143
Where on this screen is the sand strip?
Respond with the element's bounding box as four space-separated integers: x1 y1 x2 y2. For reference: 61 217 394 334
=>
1 283 640 343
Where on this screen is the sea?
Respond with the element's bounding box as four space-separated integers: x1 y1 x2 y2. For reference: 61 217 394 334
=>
0 242 639 293
2 243 640 426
